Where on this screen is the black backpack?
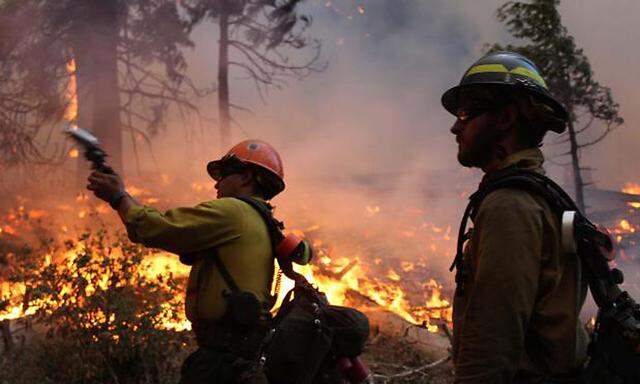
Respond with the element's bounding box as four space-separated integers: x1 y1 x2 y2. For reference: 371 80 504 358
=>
451 166 640 384
220 197 370 384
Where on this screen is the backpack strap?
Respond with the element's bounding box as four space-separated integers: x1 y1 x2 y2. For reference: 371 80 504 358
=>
451 166 578 292
210 250 240 293
198 198 282 304
451 167 626 309
235 197 308 285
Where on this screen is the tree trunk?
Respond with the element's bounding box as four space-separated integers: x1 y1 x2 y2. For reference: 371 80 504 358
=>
74 41 96 188
218 8 231 151
90 0 123 173
567 119 585 212
1 319 13 353
73 0 123 182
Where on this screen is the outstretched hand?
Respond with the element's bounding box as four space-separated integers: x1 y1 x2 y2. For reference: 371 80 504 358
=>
87 170 126 204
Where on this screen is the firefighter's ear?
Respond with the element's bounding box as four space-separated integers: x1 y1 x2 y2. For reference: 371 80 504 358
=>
238 170 254 186
495 104 519 133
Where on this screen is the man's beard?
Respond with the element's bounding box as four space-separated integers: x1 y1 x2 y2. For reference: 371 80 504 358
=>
457 124 502 168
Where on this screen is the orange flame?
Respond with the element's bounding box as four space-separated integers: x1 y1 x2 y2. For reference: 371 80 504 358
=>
64 58 78 123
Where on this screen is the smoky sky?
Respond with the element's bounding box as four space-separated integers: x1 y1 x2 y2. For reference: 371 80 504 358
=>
151 0 638 195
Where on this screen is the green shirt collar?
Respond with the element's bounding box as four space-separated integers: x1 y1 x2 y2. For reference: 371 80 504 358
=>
498 147 546 174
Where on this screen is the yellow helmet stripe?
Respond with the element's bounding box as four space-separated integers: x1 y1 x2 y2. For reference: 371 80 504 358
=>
465 64 548 89
466 64 508 76
509 66 547 89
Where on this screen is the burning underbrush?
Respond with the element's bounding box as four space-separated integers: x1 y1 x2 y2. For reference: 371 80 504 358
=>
0 174 458 383
0 184 455 330
3 173 640 383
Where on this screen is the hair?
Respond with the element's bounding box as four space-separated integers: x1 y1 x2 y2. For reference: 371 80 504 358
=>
473 85 566 149
511 90 565 149
248 166 281 200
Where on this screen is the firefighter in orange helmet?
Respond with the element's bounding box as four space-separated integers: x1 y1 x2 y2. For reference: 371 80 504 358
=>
87 140 307 384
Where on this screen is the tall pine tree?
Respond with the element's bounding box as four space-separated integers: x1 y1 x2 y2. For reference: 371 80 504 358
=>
492 0 623 211
184 0 321 149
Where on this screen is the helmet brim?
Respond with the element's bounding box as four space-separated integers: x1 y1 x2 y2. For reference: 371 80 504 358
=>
206 160 224 181
441 82 568 133
206 158 285 198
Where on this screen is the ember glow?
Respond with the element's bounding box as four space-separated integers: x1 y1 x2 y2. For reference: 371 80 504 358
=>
0 185 455 334
64 58 78 124
623 183 640 209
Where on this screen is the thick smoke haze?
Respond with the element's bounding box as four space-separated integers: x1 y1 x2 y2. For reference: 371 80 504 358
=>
560 0 640 188
119 1 640 291
156 0 639 189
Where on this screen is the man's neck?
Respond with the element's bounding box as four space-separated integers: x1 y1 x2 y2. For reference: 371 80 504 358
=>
480 142 524 174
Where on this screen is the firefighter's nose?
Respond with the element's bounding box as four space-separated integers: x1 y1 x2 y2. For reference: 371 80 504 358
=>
450 120 462 135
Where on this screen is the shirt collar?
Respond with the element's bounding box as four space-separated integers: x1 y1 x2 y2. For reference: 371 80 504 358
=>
498 147 546 174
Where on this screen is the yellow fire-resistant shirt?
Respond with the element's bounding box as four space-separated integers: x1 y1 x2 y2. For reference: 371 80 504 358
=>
124 197 274 323
452 148 589 383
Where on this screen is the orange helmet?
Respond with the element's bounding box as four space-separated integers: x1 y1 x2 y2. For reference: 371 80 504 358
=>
207 140 285 198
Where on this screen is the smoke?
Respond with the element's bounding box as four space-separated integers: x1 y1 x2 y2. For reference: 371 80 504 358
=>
558 0 640 189
4 0 636 298
127 1 640 293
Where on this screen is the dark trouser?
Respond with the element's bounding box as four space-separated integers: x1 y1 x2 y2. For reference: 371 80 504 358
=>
180 321 268 384
513 373 582 384
179 345 236 384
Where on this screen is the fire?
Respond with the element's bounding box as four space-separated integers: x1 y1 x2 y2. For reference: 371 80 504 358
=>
1 179 454 337
365 205 380 217
2 225 16 235
64 58 78 122
68 148 79 158
622 183 640 195
142 252 189 278
620 219 633 232
0 239 192 330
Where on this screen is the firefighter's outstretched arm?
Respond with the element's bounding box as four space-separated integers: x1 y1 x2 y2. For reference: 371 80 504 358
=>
86 170 141 221
87 170 242 255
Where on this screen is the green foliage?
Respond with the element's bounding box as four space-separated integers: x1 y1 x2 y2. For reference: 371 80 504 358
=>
492 0 622 128
491 0 624 211
1 230 192 384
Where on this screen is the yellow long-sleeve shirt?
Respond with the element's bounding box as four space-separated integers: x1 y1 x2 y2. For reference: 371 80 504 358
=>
124 197 274 322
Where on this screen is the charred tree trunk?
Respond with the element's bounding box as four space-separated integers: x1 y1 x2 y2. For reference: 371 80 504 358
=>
74 42 96 187
567 118 585 212
217 7 231 151
89 0 123 174
73 0 123 181
1 319 13 353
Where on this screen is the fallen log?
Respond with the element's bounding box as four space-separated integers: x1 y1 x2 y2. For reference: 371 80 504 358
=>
362 308 450 361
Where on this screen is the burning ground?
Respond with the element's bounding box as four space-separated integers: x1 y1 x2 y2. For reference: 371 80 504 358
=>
4 162 640 382
0 172 461 383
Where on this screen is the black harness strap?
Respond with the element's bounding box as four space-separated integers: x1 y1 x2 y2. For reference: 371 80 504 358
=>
451 166 581 288
198 198 281 301
203 197 281 299
210 251 240 293
201 197 306 312
235 197 307 284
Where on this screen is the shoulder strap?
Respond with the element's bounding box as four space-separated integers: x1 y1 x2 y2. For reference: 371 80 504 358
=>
451 167 576 272
452 168 628 309
235 197 308 284
210 251 240 293
474 166 579 218
203 198 282 297
235 196 284 245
